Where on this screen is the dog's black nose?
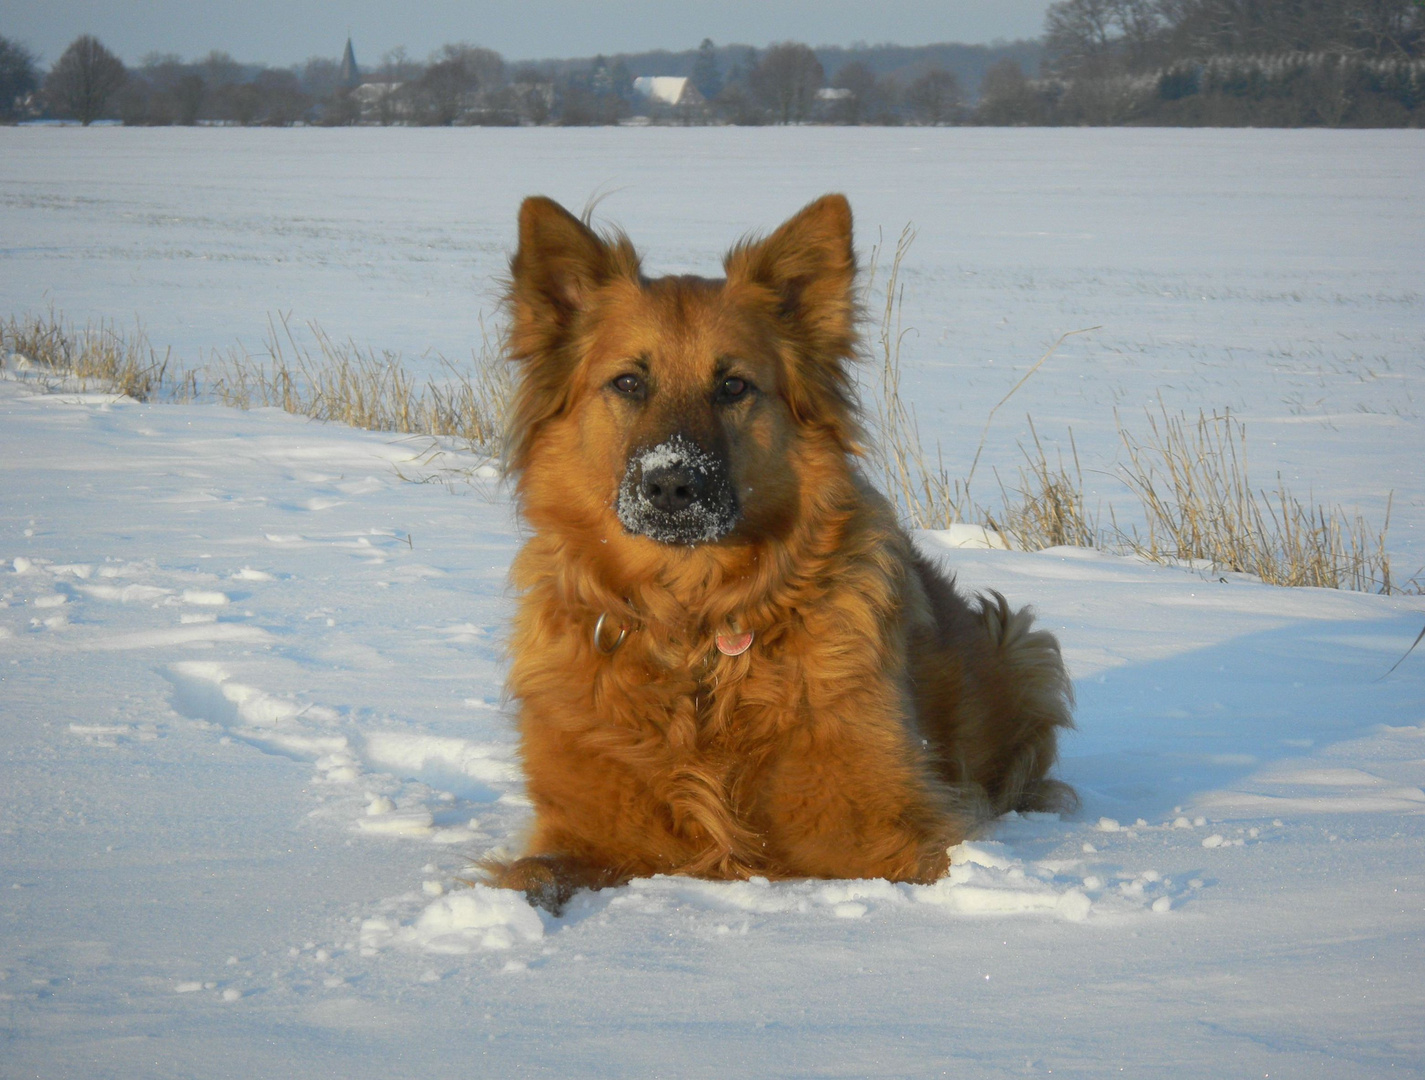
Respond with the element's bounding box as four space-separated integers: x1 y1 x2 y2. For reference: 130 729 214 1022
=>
640 465 702 514
618 434 739 544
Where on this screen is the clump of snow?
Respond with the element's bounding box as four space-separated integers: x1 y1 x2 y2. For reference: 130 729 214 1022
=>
355 809 436 838
181 589 229 606
359 886 545 956
363 732 519 787
922 524 1013 550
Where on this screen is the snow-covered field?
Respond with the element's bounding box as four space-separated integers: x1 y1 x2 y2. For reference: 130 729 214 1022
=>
2 127 1423 1077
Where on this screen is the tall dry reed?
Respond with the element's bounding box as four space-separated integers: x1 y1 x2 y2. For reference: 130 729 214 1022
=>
859 234 1407 594
1113 404 1400 592
211 314 510 453
2 309 510 457
1 310 189 402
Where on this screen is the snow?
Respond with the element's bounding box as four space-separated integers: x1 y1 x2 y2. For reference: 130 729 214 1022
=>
616 433 740 543
1 127 1424 1077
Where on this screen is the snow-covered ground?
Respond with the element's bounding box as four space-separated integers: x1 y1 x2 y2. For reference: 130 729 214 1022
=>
3 126 1422 568
2 128 1423 1077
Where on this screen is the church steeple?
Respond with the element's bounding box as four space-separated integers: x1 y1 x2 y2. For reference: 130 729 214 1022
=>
339 36 360 89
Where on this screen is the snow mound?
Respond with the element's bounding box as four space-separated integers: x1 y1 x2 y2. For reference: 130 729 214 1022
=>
1194 762 1425 816
581 839 1098 924
921 524 1013 550
362 886 545 955
364 731 520 790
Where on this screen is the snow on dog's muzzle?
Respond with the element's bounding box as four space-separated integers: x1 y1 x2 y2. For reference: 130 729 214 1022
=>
616 434 739 545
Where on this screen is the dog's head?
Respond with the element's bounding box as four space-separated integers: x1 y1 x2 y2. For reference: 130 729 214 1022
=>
505 194 859 549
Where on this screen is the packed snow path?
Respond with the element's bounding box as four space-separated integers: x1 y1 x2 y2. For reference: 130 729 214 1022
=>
1 377 1422 1077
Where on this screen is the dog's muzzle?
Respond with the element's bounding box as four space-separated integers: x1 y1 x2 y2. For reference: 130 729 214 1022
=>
616 435 739 545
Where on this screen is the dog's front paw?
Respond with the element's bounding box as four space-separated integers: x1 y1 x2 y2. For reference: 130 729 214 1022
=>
483 854 601 915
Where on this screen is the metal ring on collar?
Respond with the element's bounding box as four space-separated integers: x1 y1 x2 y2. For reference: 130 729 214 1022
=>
593 611 628 655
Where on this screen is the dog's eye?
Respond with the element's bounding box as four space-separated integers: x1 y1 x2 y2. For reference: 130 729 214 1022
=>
719 377 751 402
612 373 643 396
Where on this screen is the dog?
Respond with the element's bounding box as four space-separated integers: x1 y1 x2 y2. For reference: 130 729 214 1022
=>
488 193 1075 914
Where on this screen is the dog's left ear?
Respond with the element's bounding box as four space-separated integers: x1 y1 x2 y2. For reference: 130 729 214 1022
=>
725 195 859 443
725 193 856 358
509 196 638 345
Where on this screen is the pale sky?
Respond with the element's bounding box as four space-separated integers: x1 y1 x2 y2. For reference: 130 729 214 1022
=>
1 0 1057 67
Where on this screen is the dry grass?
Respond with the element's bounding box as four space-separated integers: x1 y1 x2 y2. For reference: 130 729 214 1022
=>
986 420 1099 551
864 225 974 529
4 300 1414 595
1 310 191 402
860 234 1409 595
2 309 511 457
1112 404 1402 593
211 314 510 453
862 228 1097 545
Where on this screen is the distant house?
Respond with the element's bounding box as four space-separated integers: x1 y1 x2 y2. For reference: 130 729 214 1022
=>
814 86 855 122
632 76 705 108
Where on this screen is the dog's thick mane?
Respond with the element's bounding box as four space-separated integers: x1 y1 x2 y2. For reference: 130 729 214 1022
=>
518 475 896 623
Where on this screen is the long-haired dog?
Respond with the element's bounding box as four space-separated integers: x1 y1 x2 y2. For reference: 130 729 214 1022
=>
488 194 1075 913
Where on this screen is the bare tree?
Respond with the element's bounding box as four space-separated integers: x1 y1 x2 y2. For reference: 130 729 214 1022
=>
976 59 1043 124
415 43 504 124
215 82 261 125
905 68 962 124
511 68 553 124
45 35 127 125
171 73 205 124
366 47 418 126
377 46 417 83
301 57 343 99
130 54 205 125
250 68 309 125
749 42 823 123
200 51 245 89
828 61 877 123
1045 0 1164 75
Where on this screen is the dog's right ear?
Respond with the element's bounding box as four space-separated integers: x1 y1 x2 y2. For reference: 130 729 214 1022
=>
505 198 640 476
509 197 636 350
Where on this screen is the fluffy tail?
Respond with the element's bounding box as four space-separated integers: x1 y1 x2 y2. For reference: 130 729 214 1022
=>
979 590 1078 817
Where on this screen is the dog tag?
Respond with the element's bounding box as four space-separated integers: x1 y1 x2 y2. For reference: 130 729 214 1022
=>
715 631 754 656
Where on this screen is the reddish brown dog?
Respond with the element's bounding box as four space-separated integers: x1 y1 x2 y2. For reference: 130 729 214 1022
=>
488 193 1075 913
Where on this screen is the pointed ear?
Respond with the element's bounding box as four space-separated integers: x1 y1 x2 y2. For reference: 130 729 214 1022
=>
504 197 640 475
725 194 861 448
724 193 857 361
508 196 634 341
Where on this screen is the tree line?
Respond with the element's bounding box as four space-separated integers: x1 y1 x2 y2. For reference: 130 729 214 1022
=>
1005 0 1425 125
2 1 1421 129
0 35 1002 127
